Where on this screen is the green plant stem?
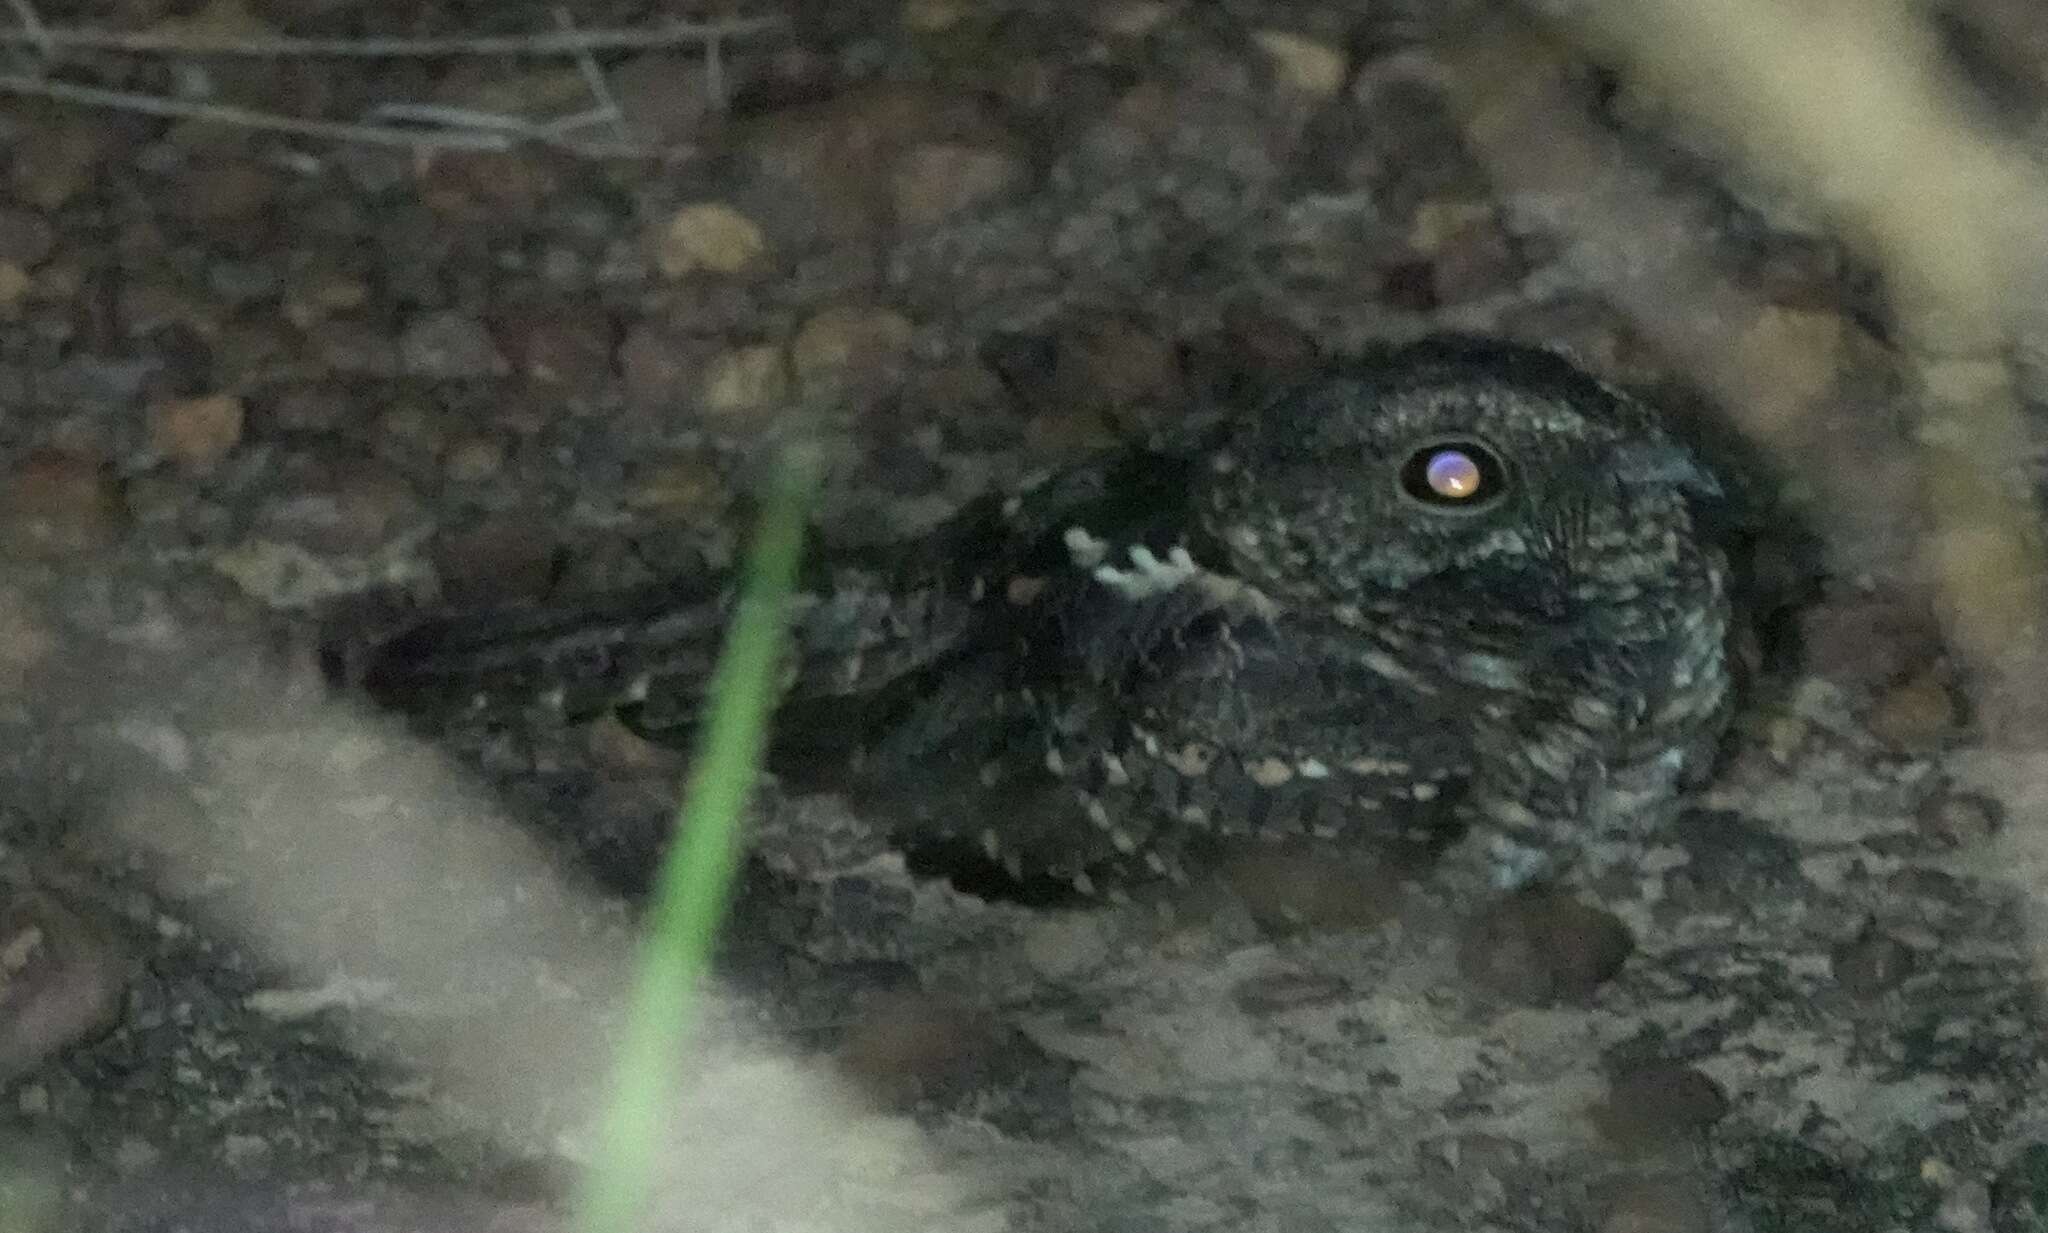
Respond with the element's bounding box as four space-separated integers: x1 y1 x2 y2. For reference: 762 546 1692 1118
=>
573 445 820 1233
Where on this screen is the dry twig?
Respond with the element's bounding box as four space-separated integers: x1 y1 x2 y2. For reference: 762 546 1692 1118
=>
4 0 51 60
0 14 785 58
0 71 520 150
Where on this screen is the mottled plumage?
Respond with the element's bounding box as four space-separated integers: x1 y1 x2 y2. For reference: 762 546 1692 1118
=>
350 337 1732 894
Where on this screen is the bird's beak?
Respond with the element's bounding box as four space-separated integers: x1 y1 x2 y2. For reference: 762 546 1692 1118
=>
1610 440 1721 497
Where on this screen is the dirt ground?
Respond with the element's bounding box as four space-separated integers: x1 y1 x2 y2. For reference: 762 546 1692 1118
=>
1 0 2047 1230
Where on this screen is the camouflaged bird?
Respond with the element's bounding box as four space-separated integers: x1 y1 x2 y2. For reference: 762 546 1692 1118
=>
351 337 1732 895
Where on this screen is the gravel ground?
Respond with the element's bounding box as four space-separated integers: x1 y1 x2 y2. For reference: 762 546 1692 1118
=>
1 1 2047 1231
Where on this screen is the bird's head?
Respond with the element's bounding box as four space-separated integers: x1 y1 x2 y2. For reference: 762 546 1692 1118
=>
1197 336 1722 630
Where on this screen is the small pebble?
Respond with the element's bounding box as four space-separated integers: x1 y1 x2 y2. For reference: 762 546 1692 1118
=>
655 203 769 278
1798 588 1942 691
1737 302 1846 411
1915 789 2002 850
1597 1173 1716 1233
0 264 29 315
1831 926 1915 999
890 142 1028 229
266 384 354 434
502 310 616 387
0 452 126 558
1458 889 1634 1005
833 991 1015 1110
147 392 244 473
607 55 712 145
0 586 56 696
0 889 128 1085
1250 29 1349 99
282 263 372 330
1093 2 1173 36
698 344 790 419
1217 847 1405 932
617 322 715 415
0 208 56 267
442 436 506 483
430 514 557 607
173 159 281 223
255 451 421 556
790 304 916 396
585 714 683 776
624 454 727 515
1868 668 1960 753
309 322 401 377
1428 216 1521 305
398 309 509 380
11 120 104 210
1589 1062 1730 1149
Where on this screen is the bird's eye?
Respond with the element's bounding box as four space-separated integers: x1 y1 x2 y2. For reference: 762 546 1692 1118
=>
1397 439 1507 511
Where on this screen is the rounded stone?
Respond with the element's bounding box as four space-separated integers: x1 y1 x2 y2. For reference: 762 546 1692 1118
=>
0 453 126 559
655 203 769 278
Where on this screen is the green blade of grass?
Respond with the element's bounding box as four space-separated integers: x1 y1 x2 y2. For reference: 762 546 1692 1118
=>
574 444 821 1233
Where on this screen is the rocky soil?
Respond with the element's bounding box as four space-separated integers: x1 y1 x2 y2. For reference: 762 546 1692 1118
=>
1 1 2046 1231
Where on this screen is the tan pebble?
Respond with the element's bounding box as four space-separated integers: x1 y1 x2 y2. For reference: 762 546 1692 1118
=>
1797 588 1941 691
11 122 102 211
1738 303 1844 411
586 714 682 775
1050 314 1184 422
0 208 56 267
625 454 726 514
442 436 505 483
890 142 1027 229
1410 199 1499 254
902 0 967 31
1764 712 1808 764
1093 2 1172 36
282 265 371 330
1429 218 1521 305
833 992 1005 1109
0 452 125 558
1005 576 1048 605
0 263 29 316
790 305 915 393
1915 790 2000 849
254 453 420 556
0 587 56 696
655 203 768 277
508 312 615 387
398 309 508 379
1247 757 1294 787
617 322 713 413
420 150 559 219
1218 846 1403 932
1589 1063 1730 1150
1250 29 1349 98
175 160 279 222
121 280 225 339
148 393 245 473
1598 1173 1715 1233
430 515 556 607
1457 889 1634 1006
607 55 712 145
698 344 790 417
1868 668 1959 752
0 890 129 1085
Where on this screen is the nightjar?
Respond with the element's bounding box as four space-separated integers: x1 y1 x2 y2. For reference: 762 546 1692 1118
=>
348 337 1732 896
